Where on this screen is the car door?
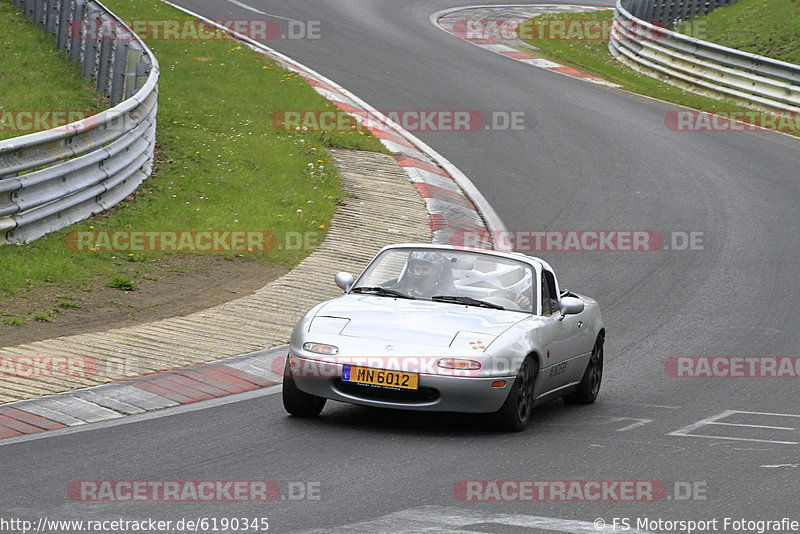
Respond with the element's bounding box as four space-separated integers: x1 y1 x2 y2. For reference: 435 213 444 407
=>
539 271 585 391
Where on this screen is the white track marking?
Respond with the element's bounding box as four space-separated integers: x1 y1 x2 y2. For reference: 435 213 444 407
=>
224 0 267 15
669 410 800 445
223 0 299 22
612 417 653 432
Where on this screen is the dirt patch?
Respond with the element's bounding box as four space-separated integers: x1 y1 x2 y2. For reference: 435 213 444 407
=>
0 255 287 347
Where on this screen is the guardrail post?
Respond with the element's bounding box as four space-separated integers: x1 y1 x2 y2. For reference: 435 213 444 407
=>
81 5 101 81
96 16 114 95
663 0 675 28
68 0 85 62
110 36 128 105
690 0 702 23
676 0 690 28
45 0 59 34
643 0 654 22
33 0 45 29
23 0 34 19
56 0 70 50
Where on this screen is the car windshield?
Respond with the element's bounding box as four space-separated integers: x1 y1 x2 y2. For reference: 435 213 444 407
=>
352 248 535 313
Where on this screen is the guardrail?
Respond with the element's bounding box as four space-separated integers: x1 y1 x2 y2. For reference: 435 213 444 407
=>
618 0 738 29
609 0 800 113
0 0 159 244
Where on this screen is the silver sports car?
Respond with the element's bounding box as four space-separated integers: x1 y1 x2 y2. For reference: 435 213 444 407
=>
282 243 605 431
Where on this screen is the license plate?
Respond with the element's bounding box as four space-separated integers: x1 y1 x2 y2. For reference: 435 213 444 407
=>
342 365 419 390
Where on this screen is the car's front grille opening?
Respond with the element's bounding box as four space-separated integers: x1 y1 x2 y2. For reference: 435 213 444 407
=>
332 378 440 403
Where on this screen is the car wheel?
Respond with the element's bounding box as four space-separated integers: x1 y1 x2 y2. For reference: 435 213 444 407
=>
496 356 537 432
564 336 603 405
282 357 326 417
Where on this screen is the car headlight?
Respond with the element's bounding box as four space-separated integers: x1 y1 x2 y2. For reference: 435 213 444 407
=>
437 358 482 370
302 342 339 355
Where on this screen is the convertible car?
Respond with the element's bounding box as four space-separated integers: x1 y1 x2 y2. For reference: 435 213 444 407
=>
281 243 604 431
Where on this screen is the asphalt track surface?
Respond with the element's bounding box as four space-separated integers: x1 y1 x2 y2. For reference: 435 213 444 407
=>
3 1 799 532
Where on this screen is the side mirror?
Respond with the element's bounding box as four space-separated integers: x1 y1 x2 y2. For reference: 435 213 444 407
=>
335 272 354 292
559 296 584 317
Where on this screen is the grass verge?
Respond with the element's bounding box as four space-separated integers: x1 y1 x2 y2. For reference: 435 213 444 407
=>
676 0 800 65
0 0 386 315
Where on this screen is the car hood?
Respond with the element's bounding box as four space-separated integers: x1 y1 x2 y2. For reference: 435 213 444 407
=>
311 294 526 347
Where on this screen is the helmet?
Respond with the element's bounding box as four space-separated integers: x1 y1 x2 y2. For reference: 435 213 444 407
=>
405 251 443 294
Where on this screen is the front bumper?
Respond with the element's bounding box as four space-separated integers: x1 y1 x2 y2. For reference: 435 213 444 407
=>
288 354 515 413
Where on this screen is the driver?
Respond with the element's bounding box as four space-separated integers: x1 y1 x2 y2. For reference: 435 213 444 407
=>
394 251 450 297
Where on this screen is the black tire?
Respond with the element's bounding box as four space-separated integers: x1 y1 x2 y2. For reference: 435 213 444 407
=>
282 358 326 417
496 357 538 432
564 336 603 405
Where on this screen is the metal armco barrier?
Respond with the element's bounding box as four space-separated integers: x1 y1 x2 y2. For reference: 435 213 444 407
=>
609 0 800 113
0 0 159 244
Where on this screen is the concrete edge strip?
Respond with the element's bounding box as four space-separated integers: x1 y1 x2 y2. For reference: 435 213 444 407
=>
0 383 285 448
430 4 618 86
0 346 288 440
0 1 507 440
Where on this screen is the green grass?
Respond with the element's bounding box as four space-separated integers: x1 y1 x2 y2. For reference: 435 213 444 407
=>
0 0 387 300
56 295 81 308
106 274 137 291
32 309 57 322
516 10 751 114
2 314 25 326
676 0 800 64
0 2 107 140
